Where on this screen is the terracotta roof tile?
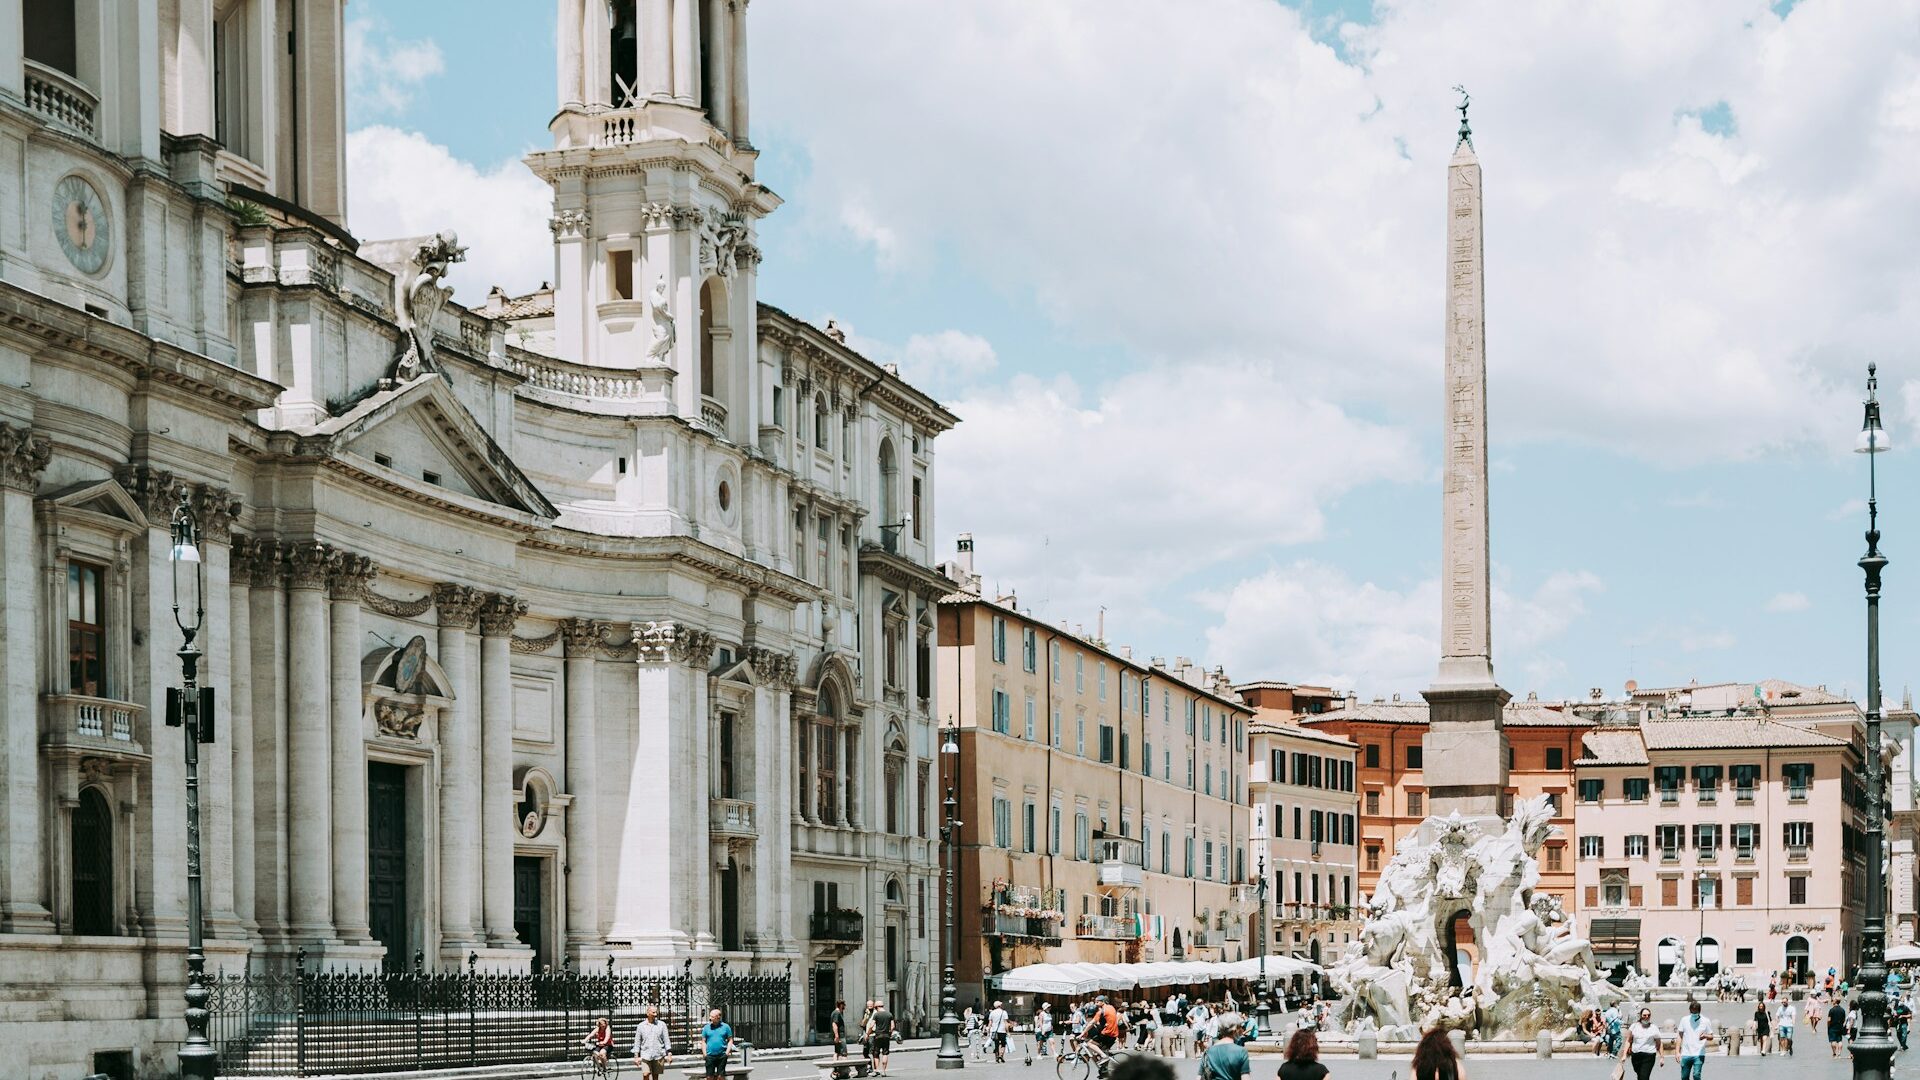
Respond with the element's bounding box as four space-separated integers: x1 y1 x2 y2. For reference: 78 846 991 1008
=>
1640 717 1850 750
1576 730 1649 766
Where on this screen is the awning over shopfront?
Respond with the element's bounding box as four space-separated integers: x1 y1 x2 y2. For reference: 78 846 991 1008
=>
1588 917 1642 963
993 956 1321 995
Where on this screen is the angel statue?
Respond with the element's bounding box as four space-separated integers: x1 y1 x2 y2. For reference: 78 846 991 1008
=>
647 276 676 362
391 231 467 381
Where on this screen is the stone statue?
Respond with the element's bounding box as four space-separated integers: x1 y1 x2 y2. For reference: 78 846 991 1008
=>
391 231 467 381
647 276 675 362
700 212 743 279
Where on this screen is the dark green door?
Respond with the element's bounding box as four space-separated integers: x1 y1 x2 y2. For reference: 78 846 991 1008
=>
514 856 547 971
368 763 408 970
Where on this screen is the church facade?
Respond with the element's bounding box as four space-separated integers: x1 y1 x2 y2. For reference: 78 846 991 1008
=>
0 1 953 1074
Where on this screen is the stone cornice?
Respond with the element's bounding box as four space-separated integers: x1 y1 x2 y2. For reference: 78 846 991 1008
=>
519 530 817 606
856 542 953 599
0 423 51 493
0 282 280 414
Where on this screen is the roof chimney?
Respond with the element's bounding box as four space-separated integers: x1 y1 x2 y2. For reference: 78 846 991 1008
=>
955 533 975 577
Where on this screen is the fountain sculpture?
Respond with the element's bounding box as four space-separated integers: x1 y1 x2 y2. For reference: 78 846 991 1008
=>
1326 795 1623 1041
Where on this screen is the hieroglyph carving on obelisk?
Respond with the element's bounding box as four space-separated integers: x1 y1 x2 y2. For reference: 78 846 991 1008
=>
1435 126 1495 689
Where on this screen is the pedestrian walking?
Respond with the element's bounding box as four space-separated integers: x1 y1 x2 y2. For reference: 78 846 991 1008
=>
868 999 896 1075
699 1008 734 1080
1677 1000 1714 1080
1622 1006 1665 1080
1827 998 1847 1056
1775 998 1795 1056
1199 1015 1251 1080
1753 999 1770 1055
1416 1026 1468 1080
633 1005 674 1077
1278 1029 1328 1080
988 1000 1011 1063
1036 1003 1055 1057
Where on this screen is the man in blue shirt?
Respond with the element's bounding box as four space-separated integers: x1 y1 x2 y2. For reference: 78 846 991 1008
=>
701 1008 734 1079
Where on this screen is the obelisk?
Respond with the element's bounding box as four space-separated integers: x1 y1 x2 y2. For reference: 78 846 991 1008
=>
1421 89 1510 821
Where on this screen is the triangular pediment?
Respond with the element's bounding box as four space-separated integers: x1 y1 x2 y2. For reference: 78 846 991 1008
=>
308 375 557 519
715 657 759 686
38 478 147 527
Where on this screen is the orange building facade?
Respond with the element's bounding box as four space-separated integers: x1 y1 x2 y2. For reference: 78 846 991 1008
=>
1302 698 1591 911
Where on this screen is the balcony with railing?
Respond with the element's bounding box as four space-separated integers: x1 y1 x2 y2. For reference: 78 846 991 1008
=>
711 798 756 840
988 883 1064 943
1223 922 1245 942
44 694 146 760
1098 860 1143 889
24 61 96 136
701 396 729 438
1076 913 1137 941
810 909 864 943
1227 883 1258 909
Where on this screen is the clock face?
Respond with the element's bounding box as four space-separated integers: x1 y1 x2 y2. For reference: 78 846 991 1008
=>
51 174 110 276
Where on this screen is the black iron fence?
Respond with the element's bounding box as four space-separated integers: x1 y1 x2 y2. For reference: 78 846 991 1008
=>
208 952 792 1076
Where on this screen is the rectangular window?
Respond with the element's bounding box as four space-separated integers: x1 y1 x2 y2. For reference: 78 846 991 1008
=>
918 763 930 838
1625 834 1649 858
1098 663 1108 701
1184 836 1195 878
1186 758 1194 789
1024 696 1036 741
1693 822 1721 859
609 248 634 299
1784 820 1813 850
1051 805 1062 853
993 797 1012 848
1544 845 1563 871
1693 764 1722 803
1366 846 1380 871
1406 744 1423 769
1076 714 1085 756
1163 749 1170 779
1365 743 1380 768
911 477 923 539
1693 874 1719 909
1075 812 1090 860
1143 740 1152 776
1053 710 1063 749
1579 778 1604 803
1783 762 1813 800
816 514 832 589
1732 763 1759 802
773 385 785 427
1365 790 1379 815
991 690 1011 734
1789 875 1807 905
1732 822 1758 859
1661 877 1679 906
991 616 1007 663
1407 791 1423 816
1050 642 1060 683
1023 801 1037 852
1546 746 1564 771
1120 732 1130 771
67 561 106 696
1579 835 1603 859
1656 824 1684 860
1654 765 1683 802
1309 810 1323 843
1098 725 1114 764
1624 777 1649 803
1074 653 1083 693
1022 628 1037 672
1736 876 1754 906
1602 874 1626 907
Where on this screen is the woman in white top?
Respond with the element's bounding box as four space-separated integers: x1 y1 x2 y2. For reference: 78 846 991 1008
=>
1621 1007 1666 1080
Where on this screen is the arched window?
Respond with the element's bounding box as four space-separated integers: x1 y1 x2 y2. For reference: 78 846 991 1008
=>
814 685 840 824
814 393 830 451
884 727 907 834
72 787 113 935
877 438 898 538
25 0 79 78
699 278 717 397
886 878 904 905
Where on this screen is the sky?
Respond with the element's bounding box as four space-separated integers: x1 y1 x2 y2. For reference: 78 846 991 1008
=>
341 0 1920 706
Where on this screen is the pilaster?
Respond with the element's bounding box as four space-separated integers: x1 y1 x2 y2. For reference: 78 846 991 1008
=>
328 552 376 946
478 592 526 953
433 583 484 960
284 541 335 944
562 618 603 954
0 423 51 931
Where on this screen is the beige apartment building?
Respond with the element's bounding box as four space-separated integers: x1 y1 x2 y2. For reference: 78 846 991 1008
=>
1241 682 1361 968
937 539 1254 1003
1572 709 1865 985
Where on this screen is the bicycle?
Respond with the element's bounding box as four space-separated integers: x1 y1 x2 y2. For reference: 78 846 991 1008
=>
578 1050 620 1079
1056 1034 1129 1080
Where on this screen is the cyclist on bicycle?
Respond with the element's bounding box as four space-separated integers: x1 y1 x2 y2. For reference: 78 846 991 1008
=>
1084 995 1123 1056
582 1016 615 1072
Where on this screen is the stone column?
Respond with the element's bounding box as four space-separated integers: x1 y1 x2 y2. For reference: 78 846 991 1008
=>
329 553 376 946
729 0 749 144
671 0 699 104
197 491 242 934
676 627 716 950
246 540 291 946
433 583 484 957
0 425 50 932
562 618 602 952
609 621 709 954
582 0 611 109
557 0 585 107
705 0 731 131
285 542 336 943
644 0 673 98
227 537 258 932
479 593 525 947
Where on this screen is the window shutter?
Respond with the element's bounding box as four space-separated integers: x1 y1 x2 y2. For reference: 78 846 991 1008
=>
1629 885 1644 906
1585 885 1599 907
1661 878 1678 907
1736 877 1753 906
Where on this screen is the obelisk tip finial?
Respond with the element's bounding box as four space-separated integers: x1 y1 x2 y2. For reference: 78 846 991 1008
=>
1451 84 1472 148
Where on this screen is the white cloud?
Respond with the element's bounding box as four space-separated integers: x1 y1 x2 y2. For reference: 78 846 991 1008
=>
933 359 1421 633
345 127 552 303
1766 591 1812 613
900 331 999 394
752 0 1920 463
346 17 446 118
1199 562 1601 696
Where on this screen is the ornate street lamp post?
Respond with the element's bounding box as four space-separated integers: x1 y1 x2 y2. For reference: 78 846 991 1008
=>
1254 852 1270 1037
170 493 217 1079
937 724 964 1069
1852 363 1896 1080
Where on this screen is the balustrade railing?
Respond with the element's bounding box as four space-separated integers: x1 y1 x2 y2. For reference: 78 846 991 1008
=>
25 61 96 136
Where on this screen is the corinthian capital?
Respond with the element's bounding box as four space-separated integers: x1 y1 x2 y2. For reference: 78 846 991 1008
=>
478 593 527 636
432 583 484 630
113 463 187 522
0 423 50 493
327 552 378 602
190 484 243 541
560 617 606 658
284 541 337 590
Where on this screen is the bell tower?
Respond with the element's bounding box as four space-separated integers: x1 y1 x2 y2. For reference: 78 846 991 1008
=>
530 0 777 437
